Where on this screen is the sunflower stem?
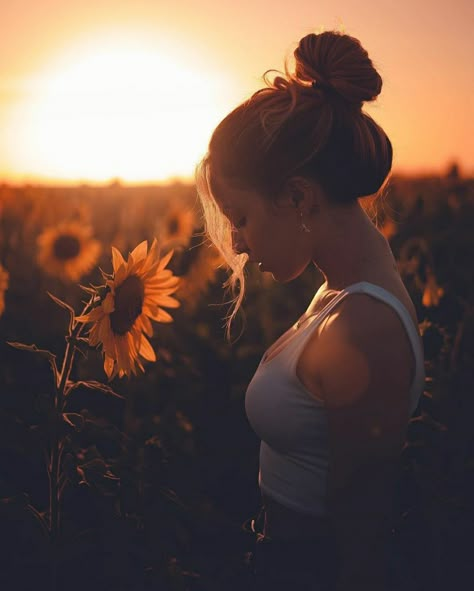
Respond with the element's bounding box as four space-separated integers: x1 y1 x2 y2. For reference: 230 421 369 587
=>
48 294 95 589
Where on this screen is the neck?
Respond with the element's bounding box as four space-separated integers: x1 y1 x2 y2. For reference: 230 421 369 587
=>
311 201 395 291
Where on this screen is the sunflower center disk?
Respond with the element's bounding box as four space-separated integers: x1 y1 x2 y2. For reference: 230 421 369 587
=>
168 217 179 236
110 275 145 336
53 235 81 260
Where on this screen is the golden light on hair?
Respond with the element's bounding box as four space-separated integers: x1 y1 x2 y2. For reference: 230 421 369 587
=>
196 159 248 338
197 30 392 338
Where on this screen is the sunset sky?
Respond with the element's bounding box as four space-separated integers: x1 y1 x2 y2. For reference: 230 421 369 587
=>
0 0 472 184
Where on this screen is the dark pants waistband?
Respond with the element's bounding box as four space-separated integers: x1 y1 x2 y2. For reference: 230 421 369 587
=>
242 507 340 591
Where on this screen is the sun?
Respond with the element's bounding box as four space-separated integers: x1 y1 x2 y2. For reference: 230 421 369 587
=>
7 34 232 183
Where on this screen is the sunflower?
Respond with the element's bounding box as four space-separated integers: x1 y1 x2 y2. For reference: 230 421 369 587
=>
156 202 197 250
0 263 9 318
177 243 223 312
422 267 444 308
37 221 101 282
76 239 180 380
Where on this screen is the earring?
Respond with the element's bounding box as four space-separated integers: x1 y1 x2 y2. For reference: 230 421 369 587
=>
300 211 311 233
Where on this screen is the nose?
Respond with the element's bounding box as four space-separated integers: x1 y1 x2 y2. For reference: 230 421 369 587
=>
232 230 248 255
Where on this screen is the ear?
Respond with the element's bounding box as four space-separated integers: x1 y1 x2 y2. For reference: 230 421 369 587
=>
280 176 320 212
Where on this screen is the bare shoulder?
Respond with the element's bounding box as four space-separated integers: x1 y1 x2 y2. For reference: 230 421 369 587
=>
297 291 415 412
324 291 415 351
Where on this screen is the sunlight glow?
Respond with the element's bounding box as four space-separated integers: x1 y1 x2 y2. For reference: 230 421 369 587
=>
6 37 230 183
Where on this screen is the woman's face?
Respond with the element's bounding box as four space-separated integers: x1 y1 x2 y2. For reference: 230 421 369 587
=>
212 175 314 283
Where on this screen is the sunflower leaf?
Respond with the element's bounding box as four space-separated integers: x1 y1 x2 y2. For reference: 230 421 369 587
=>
158 486 188 511
99 267 113 281
66 380 124 400
7 342 59 385
76 460 120 490
62 412 85 432
47 291 75 332
409 413 448 432
0 497 50 540
79 284 98 296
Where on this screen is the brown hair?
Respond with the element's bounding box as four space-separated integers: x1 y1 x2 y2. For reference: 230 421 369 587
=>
196 30 393 338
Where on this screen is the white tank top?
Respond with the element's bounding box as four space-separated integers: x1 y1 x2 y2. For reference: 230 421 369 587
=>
245 281 425 517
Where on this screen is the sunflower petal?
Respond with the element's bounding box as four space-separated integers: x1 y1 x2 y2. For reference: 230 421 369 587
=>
145 286 180 298
98 316 112 351
129 241 148 265
157 249 174 271
100 314 113 344
145 277 180 290
88 324 101 346
153 295 181 308
141 240 159 274
102 293 115 314
104 355 115 379
76 307 103 323
116 336 131 378
144 316 154 336
149 237 160 255
111 247 126 273
147 269 173 280
114 263 127 286
145 306 173 323
137 314 153 337
139 334 156 362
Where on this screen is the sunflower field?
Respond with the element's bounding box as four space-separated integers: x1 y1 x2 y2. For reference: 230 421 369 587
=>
0 168 473 591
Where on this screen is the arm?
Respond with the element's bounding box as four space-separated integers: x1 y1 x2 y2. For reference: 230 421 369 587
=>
310 295 413 590
327 438 401 590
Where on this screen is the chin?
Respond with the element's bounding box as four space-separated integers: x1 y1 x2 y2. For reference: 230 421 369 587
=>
271 268 306 284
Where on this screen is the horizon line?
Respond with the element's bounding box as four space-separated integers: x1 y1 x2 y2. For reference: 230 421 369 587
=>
0 165 472 188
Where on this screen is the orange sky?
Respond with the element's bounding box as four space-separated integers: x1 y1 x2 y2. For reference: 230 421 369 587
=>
0 0 473 184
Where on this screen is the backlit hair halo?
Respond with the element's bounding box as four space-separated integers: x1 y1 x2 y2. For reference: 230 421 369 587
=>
196 30 392 339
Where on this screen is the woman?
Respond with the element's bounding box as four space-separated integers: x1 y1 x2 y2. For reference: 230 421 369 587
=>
196 31 424 590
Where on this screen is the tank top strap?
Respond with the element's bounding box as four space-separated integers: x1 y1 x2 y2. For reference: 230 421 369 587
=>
342 281 424 360
279 288 354 363
285 281 425 400
296 281 422 352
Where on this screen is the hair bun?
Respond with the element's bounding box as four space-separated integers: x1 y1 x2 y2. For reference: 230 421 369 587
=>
293 31 383 106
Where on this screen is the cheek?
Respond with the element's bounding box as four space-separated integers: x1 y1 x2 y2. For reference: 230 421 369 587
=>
271 215 296 237
274 220 303 250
